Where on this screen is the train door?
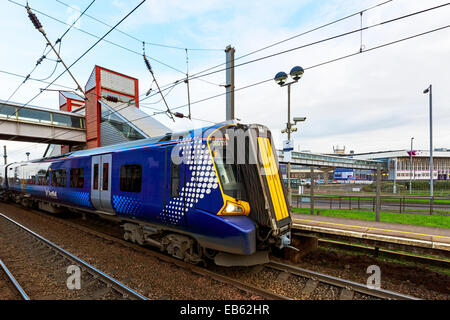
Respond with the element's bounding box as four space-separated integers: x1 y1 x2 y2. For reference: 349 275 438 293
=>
91 153 115 215
163 147 187 226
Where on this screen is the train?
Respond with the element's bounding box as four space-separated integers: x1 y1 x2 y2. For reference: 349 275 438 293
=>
0 122 292 266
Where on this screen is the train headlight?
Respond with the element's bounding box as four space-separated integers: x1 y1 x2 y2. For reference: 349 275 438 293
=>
219 200 250 216
225 202 243 214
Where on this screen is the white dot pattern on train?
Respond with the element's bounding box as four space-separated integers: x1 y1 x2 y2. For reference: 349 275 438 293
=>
161 139 219 225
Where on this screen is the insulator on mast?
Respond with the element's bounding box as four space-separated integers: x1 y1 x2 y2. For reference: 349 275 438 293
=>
26 5 45 34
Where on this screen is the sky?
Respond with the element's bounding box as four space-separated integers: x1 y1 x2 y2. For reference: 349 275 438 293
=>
0 0 449 162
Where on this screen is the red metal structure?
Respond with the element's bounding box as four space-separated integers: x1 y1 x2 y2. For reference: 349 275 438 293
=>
84 65 140 149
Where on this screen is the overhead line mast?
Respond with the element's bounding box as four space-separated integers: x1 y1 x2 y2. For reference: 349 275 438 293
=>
26 4 86 97
143 44 175 122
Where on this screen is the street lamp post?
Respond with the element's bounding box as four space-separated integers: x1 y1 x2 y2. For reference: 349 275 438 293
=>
409 137 414 195
423 85 433 197
274 66 305 207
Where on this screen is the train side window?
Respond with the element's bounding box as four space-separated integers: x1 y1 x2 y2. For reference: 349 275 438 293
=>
102 163 109 191
70 168 84 188
51 169 67 187
37 169 49 185
120 165 142 193
170 162 180 198
93 164 99 190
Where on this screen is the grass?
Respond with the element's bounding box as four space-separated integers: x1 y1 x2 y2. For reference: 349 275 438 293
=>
404 209 450 214
294 194 450 205
292 207 450 229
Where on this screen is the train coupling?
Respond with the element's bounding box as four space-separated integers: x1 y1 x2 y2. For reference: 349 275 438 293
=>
278 232 299 251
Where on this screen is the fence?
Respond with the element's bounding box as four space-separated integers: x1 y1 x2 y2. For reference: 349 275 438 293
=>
292 194 450 216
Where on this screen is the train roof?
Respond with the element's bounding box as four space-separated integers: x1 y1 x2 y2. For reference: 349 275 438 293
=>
27 122 233 163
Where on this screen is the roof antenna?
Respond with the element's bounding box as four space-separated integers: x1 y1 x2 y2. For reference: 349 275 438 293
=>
142 42 175 122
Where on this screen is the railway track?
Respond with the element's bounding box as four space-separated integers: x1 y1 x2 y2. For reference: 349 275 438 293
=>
0 258 29 300
265 260 419 300
0 207 288 300
0 205 422 300
317 238 450 270
0 212 147 300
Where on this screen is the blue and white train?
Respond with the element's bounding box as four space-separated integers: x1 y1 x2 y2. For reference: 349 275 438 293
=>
0 123 292 266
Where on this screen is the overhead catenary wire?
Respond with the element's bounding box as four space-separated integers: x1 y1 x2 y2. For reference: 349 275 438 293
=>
26 4 86 95
7 0 222 88
161 0 395 86
6 0 442 129
3 0 95 104
142 23 450 119
12 21 450 157
45 2 450 136
75 3 450 125
176 2 450 85
33 41 62 82
5 2 449 154
143 46 175 122
3 44 50 104
0 69 77 91
0 0 147 129
124 0 395 103
140 83 179 105
185 49 192 119
137 1 450 99
54 0 223 52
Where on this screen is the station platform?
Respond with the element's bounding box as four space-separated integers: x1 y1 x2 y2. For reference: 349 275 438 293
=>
291 213 450 259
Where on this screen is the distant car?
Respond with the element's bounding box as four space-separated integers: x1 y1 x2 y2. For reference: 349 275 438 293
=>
300 179 311 187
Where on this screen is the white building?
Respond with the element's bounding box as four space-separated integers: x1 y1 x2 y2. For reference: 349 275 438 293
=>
350 149 450 181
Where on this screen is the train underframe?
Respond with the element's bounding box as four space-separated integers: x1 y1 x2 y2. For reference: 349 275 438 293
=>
1 191 276 266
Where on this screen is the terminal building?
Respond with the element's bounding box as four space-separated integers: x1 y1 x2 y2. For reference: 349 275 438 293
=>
280 147 450 189
350 149 450 181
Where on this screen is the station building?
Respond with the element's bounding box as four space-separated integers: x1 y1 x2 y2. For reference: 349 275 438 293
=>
349 149 450 181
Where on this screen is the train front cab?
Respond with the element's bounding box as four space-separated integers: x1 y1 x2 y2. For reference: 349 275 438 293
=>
205 123 292 266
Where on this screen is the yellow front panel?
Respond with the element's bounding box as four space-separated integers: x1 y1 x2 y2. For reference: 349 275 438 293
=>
257 137 290 221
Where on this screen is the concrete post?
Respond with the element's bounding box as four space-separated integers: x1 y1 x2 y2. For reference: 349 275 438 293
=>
286 84 292 207
393 158 397 194
225 45 235 121
429 84 433 197
409 137 414 194
310 167 315 215
376 164 381 222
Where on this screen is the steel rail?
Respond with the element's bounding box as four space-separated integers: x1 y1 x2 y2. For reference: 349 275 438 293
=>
0 258 30 300
266 260 420 300
28 206 290 300
57 213 290 300
0 208 287 300
0 212 148 300
317 238 450 270
185 264 291 300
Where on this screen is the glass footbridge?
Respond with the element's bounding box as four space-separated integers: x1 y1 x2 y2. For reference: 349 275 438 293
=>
0 100 86 145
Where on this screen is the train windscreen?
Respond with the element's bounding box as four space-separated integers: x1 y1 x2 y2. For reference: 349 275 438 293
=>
209 129 247 201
